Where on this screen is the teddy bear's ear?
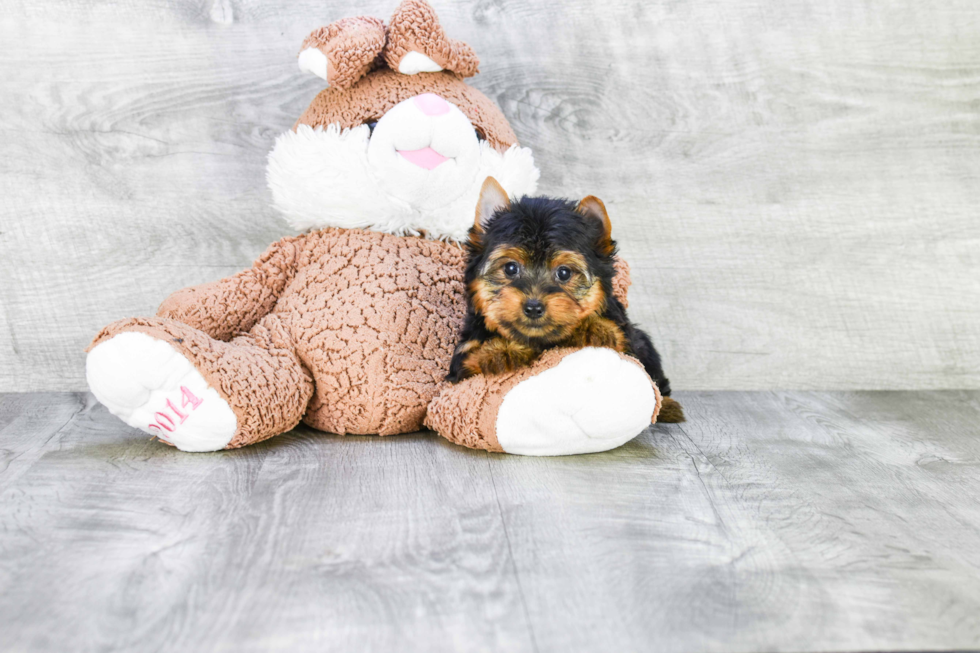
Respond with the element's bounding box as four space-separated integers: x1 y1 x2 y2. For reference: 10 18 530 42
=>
298 16 386 89
383 0 479 77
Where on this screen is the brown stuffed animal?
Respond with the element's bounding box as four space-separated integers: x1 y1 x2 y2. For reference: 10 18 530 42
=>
85 0 664 455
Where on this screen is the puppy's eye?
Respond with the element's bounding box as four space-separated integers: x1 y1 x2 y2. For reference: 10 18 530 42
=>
367 121 378 134
503 262 520 278
555 266 573 282
474 127 487 142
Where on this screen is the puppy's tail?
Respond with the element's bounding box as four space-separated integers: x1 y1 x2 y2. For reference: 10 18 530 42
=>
656 396 686 423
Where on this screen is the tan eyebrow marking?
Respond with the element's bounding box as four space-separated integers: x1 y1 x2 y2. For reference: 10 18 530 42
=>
480 246 530 276
549 251 588 272
549 250 595 286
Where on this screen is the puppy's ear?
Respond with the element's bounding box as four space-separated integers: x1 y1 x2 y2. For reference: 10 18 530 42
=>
473 177 510 240
576 196 614 256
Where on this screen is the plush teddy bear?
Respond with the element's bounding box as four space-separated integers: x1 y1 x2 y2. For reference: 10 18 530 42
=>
85 0 665 456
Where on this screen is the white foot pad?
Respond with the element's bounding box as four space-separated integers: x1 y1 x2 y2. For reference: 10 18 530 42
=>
86 332 237 452
495 348 657 456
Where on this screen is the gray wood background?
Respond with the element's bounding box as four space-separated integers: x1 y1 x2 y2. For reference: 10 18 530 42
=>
1 0 978 392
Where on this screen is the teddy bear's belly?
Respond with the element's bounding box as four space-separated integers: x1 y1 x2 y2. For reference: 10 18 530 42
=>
274 229 467 436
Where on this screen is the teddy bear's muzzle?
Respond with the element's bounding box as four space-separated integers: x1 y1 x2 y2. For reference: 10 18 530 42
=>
395 94 455 169
365 93 483 206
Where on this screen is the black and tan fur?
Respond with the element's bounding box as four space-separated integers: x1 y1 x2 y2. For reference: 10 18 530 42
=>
447 177 684 423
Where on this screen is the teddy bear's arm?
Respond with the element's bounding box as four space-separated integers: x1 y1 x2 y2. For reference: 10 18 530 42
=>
156 235 305 341
426 347 662 454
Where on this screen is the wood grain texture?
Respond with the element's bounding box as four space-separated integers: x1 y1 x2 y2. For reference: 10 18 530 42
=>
1 0 979 391
0 393 536 653
2 390 980 652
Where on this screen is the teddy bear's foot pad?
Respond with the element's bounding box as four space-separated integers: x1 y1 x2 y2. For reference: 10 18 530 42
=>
495 348 657 456
86 332 237 452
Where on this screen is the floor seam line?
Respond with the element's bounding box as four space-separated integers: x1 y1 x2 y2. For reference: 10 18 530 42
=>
486 452 540 653
0 392 87 493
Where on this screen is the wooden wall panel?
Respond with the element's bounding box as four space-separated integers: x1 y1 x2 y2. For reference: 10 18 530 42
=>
1 0 978 391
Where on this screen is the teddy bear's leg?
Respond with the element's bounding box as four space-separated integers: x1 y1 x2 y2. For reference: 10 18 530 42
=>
86 314 313 452
425 347 662 456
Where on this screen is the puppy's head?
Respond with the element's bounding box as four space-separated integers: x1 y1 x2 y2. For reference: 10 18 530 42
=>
466 177 617 346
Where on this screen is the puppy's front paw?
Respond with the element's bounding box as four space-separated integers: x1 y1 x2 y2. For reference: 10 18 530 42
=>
568 316 627 351
464 338 539 377
446 340 480 383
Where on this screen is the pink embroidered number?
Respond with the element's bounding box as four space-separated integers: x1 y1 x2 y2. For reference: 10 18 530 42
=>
181 385 203 410
147 386 205 440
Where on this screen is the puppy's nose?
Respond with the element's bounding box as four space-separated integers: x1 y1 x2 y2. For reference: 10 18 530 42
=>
413 93 451 116
523 299 545 319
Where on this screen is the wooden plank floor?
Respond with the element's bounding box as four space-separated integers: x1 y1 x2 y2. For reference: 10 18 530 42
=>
1 391 979 652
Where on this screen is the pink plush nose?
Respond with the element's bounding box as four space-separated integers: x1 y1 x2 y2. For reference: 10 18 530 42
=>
413 93 451 116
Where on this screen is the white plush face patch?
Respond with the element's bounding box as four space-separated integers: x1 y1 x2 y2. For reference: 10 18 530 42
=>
266 93 539 242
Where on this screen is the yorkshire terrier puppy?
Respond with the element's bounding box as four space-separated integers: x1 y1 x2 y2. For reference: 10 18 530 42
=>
447 177 684 423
